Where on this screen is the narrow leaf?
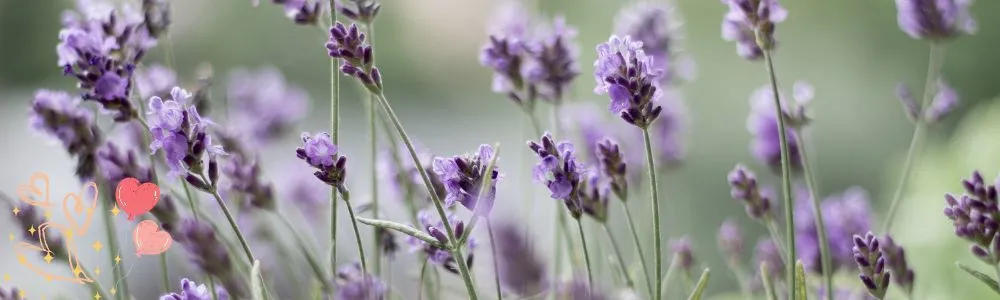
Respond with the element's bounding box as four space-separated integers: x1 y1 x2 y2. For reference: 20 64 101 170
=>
795 260 807 300
686 268 711 300
760 262 778 300
251 260 265 300
956 262 1000 295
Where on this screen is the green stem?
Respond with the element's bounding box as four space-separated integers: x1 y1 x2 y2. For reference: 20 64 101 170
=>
344 195 369 272
762 48 796 298
661 253 679 298
764 217 788 264
602 223 634 290
487 219 503 300
161 254 170 291
797 135 833 300
182 181 199 221
641 128 663 300
357 217 443 247
418 258 430 300
686 269 710 300
205 185 257 265
80 266 112 300
373 92 479 299
725 262 752 300
327 0 341 280
576 218 594 293
883 44 947 232
209 277 220 300
95 174 128 300
275 212 333 292
365 21 382 277
620 199 654 297
760 262 778 300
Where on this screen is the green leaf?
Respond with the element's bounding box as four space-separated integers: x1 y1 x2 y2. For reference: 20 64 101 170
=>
956 262 1000 295
251 260 265 300
760 262 778 300
795 261 808 300
687 268 711 300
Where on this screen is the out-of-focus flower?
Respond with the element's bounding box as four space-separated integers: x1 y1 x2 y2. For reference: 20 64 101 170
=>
596 138 628 201
378 145 444 207
432 144 500 215
796 186 874 273
223 154 276 211
226 68 308 145
747 85 803 171
557 278 607 300
269 0 322 25
720 0 787 60
614 1 680 83
29 89 102 180
754 238 784 279
852 232 890 299
670 236 695 272
895 0 976 41
335 262 387 300
727 164 775 220
338 0 381 24
578 173 610 222
177 219 247 298
524 16 579 102
718 219 744 264
0 286 23 300
159 278 229 300
494 221 548 297
594 35 664 129
135 64 177 101
881 235 915 295
896 80 960 124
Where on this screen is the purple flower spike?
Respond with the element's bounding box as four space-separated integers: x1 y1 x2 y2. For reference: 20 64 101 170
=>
882 235 916 295
727 164 775 220
223 154 276 211
944 171 1000 263
494 221 548 297
338 0 382 24
718 219 744 264
852 232 890 299
720 0 787 60
528 132 587 219
614 1 679 83
432 144 501 216
895 0 976 41
925 79 959 123
755 238 784 279
670 237 695 272
226 67 308 146
148 87 226 181
336 262 387 300
410 210 475 274
594 35 664 129
178 219 247 298
524 16 579 102
270 0 322 25
297 132 349 193
796 186 874 273
159 278 230 300
747 85 802 171
326 22 382 93
480 1 530 99
596 138 629 201
30 89 102 180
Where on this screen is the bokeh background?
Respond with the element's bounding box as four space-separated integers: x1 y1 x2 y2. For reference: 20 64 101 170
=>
1 0 999 299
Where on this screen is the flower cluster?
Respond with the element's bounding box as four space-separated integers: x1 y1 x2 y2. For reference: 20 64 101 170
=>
881 235 916 295
852 232 890 299
326 22 382 93
338 0 382 24
267 0 322 25
747 84 809 171
335 262 387 300
596 138 628 201
894 0 976 41
159 278 230 300
409 211 476 274
147 87 226 183
720 0 787 60
29 90 103 180
896 80 959 123
528 133 587 219
432 144 500 216
727 164 775 220
225 68 308 146
524 16 579 102
223 154 276 211
944 171 1000 263
296 132 349 195
796 186 874 273
614 1 679 82
594 35 664 129
494 221 548 297
178 219 247 298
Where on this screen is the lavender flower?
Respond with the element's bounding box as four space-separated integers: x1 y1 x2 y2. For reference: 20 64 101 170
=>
727 164 775 220
796 186 874 273
528 132 586 218
670 237 695 272
943 171 1000 263
881 235 915 295
578 173 610 222
178 219 247 298
160 278 230 300
524 16 579 102
296 132 349 195
326 22 382 93
338 0 381 24
432 144 500 215
747 85 802 171
852 232 890 299
223 154 276 211
925 79 959 122
718 219 744 264
148 87 226 181
0 287 22 300
226 68 308 145
376 227 398 257
754 238 784 279
480 1 530 97
278 164 329 220
895 0 976 41
614 1 679 82
29 90 102 179
409 210 475 274
557 278 607 300
268 0 322 25
142 0 171 38
594 35 664 129
895 84 921 122
135 64 177 100
720 0 787 60
336 262 387 300
596 138 628 200
378 146 445 207
494 221 548 297
9 203 67 259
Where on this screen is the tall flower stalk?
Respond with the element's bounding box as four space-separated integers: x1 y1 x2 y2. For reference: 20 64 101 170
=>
760 45 796 300
327 0 342 279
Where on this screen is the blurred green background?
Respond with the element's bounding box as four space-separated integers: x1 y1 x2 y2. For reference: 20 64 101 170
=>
1 0 999 299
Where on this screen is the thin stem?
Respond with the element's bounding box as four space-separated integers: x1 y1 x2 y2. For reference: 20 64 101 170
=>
763 217 788 264
373 92 479 299
575 218 594 293
725 262 752 300
602 223 634 289
160 254 170 292
487 219 503 300
620 198 654 297
365 21 382 277
80 266 112 300
797 135 833 300
883 44 947 232
661 253 679 298
641 128 663 300
344 196 370 272
762 48 796 297
209 277 219 300
686 269 711 300
357 217 444 247
95 174 128 300
328 0 342 280
182 181 199 221
205 185 257 264
275 211 333 292
760 262 778 300
418 258 430 300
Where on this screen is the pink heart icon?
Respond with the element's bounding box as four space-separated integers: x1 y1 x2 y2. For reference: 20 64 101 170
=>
133 220 173 256
115 178 160 221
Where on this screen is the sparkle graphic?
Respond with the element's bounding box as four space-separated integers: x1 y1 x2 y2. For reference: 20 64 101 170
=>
92 241 103 252
65 229 75 239
28 226 36 236
110 288 117 296
74 266 83 276
43 253 54 264
110 206 121 217
12 207 20 216
18 290 25 298
95 267 101 276
94 292 102 299
17 254 27 265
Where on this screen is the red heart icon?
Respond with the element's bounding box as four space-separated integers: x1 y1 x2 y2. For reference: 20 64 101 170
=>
115 178 160 221
133 220 173 256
